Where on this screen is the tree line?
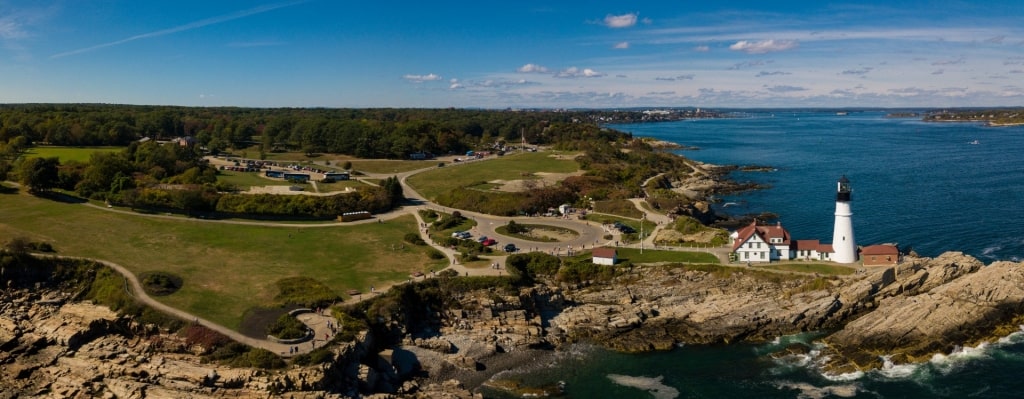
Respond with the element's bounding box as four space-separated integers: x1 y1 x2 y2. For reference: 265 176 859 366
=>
0 104 650 158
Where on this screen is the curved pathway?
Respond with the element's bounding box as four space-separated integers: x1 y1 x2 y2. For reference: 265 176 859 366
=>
34 254 337 358
6 154 729 356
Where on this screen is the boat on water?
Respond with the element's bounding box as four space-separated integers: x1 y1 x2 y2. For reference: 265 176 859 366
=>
969 140 980 145
836 111 848 116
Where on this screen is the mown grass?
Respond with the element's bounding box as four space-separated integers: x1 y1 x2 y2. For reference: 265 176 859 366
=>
495 224 578 242
407 151 580 201
217 171 299 190
592 199 644 219
348 159 435 174
613 247 719 264
564 247 718 264
0 187 445 330
583 214 657 239
760 263 857 276
23 146 125 162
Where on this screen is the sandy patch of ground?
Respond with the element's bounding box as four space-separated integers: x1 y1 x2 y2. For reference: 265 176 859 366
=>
525 226 579 241
489 171 584 193
654 228 721 244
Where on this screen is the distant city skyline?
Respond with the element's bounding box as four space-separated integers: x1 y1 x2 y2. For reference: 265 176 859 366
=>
1 1 1022 108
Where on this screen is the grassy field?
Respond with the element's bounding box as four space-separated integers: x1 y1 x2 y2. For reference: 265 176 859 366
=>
23 146 125 162
495 223 579 242
584 214 657 239
0 186 445 329
759 263 857 276
217 171 298 190
349 159 436 174
592 199 644 219
612 247 720 264
407 151 580 201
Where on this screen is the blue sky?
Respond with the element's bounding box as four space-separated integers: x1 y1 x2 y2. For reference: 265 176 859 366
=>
1 1 1023 108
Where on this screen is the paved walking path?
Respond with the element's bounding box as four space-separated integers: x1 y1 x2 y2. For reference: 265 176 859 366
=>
5 156 735 357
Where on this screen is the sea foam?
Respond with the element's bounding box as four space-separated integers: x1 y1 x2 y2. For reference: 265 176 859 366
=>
606 374 680 399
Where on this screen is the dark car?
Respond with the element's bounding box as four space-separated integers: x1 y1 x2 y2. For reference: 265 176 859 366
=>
504 243 518 252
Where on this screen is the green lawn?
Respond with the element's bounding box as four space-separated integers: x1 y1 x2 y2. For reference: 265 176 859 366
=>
495 223 579 242
23 146 125 162
760 263 856 276
407 151 580 201
613 247 719 264
592 199 644 219
0 187 444 329
584 214 657 239
217 171 298 190
349 159 436 174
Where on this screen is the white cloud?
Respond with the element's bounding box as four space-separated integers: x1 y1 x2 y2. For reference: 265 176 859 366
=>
729 60 773 70
603 13 638 28
728 39 798 54
756 70 791 77
693 45 710 52
403 73 443 83
764 85 807 93
840 67 873 76
932 56 965 66
614 41 629 49
517 63 549 73
554 67 606 78
0 18 28 40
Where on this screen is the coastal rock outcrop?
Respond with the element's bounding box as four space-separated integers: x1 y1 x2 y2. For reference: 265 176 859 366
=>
821 255 1024 373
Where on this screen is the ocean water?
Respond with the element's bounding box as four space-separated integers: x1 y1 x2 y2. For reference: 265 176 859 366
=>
480 111 1024 398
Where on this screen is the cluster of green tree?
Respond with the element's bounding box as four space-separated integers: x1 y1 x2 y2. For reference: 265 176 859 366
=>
0 136 28 180
265 313 309 340
434 184 577 216
0 104 666 158
431 139 696 216
12 140 401 217
924 108 1024 125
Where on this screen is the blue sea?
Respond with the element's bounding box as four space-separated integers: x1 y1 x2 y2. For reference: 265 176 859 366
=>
481 111 1024 398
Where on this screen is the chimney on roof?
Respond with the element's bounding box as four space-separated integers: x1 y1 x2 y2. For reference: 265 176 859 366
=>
777 221 781 227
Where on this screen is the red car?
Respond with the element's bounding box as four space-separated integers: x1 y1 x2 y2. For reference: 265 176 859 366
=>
481 238 497 246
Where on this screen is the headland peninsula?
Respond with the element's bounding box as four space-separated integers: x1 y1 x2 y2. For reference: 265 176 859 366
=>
2 105 1024 398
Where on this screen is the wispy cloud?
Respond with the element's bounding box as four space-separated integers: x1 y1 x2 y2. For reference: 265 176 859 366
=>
693 45 710 52
728 60 772 70
764 85 807 93
655 74 694 81
931 69 944 75
517 63 549 73
728 39 798 54
51 0 308 59
932 56 965 66
613 41 629 49
756 70 791 77
554 67 605 78
0 17 29 40
403 73 442 83
840 67 874 76
984 35 1006 44
603 13 638 28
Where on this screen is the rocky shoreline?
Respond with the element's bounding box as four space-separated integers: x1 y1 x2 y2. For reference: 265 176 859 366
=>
5 250 1024 397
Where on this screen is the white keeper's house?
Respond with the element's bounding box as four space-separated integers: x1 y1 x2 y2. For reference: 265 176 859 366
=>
730 221 836 263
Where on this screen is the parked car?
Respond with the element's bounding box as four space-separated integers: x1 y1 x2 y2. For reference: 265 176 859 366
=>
451 231 465 238
504 243 518 253
482 238 497 246
477 236 488 242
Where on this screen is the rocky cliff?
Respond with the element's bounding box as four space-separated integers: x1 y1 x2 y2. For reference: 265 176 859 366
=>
5 251 1023 397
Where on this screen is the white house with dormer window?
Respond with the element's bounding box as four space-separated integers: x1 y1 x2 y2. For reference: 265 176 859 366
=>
731 221 836 263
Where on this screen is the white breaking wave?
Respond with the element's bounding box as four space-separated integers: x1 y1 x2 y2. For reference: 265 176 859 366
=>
606 374 680 399
774 381 859 399
876 355 919 379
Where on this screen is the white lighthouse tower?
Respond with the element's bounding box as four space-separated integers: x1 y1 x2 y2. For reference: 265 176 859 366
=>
831 175 857 263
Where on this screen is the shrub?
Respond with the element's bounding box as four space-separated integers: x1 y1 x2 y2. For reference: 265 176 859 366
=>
426 248 446 259
404 233 426 246
266 313 308 340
